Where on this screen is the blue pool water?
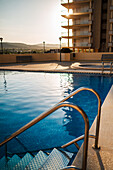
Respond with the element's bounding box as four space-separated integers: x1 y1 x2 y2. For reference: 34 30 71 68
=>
0 71 113 156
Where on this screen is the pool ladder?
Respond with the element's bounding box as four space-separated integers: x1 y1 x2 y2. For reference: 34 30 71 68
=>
0 87 101 170
102 62 112 74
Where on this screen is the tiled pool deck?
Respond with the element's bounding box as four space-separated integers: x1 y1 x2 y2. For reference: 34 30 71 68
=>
0 61 113 169
73 85 113 170
0 61 113 75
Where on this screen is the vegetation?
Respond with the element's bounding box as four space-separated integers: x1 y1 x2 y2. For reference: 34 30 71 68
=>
0 42 60 54
61 48 72 53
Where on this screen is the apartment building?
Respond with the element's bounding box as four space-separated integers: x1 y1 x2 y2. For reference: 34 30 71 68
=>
61 0 113 52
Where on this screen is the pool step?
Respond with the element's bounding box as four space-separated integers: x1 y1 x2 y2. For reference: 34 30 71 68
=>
0 155 21 170
5 154 21 170
13 153 33 169
0 156 8 169
25 150 48 169
39 148 73 170
0 148 73 170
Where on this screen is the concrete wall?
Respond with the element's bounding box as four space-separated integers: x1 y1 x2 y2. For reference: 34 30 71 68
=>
32 53 58 62
60 53 70 61
74 52 113 61
0 53 70 64
1 52 113 64
0 54 17 63
93 0 102 50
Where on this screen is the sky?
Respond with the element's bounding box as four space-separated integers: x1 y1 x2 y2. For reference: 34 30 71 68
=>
0 0 61 44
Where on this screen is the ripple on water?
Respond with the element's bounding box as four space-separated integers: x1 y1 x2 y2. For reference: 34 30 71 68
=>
0 71 113 154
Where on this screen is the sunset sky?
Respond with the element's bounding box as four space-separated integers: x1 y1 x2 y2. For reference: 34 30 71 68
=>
0 0 61 44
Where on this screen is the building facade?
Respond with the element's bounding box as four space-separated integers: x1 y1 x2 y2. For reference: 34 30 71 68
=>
61 0 113 52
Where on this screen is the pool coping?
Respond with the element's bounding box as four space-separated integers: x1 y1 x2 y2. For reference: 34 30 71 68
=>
72 85 113 169
0 61 113 76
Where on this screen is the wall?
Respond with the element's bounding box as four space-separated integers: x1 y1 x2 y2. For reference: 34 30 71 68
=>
0 53 70 64
93 0 102 50
60 53 70 61
32 53 58 62
1 52 113 64
73 52 113 61
0 54 17 63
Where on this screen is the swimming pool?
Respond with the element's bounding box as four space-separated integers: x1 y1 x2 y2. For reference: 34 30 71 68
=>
0 71 113 157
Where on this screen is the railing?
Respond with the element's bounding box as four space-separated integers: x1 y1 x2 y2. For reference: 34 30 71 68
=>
0 103 89 170
102 62 113 75
0 87 101 169
61 0 91 3
61 134 96 150
61 20 91 27
59 87 101 149
110 6 113 10
75 43 89 47
61 0 73 4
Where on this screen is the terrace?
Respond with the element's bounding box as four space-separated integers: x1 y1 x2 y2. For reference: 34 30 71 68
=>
0 55 113 169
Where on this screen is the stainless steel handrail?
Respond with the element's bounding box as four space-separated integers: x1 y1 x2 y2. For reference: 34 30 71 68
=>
0 87 101 169
0 87 101 149
59 87 101 149
0 103 89 170
61 134 96 149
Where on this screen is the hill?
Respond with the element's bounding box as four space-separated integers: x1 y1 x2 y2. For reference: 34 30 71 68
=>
2 42 60 50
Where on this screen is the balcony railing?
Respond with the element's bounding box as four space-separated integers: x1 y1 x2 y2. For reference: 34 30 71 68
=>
75 8 92 13
88 43 92 47
62 10 92 19
61 9 73 15
79 31 92 36
73 0 91 2
110 6 113 10
75 42 90 47
61 0 73 4
61 31 72 36
109 30 113 35
108 42 113 47
61 20 92 27
61 31 92 39
61 0 92 3
109 18 113 23
74 20 92 25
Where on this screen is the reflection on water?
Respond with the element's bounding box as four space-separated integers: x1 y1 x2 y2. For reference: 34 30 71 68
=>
60 73 74 97
0 71 113 156
61 74 113 138
63 114 72 125
0 71 8 92
3 71 8 92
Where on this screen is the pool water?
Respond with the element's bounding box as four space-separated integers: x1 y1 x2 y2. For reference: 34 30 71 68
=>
0 71 113 156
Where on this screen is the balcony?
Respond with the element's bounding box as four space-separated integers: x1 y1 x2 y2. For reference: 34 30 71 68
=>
110 6 113 11
63 43 92 49
62 10 92 19
74 42 92 48
108 42 113 47
88 43 92 47
109 18 113 23
61 0 92 8
61 20 92 29
109 30 113 35
61 8 92 16
79 31 92 36
61 0 72 4
62 32 92 39
77 42 90 46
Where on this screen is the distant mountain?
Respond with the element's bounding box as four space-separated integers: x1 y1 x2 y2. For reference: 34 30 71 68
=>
2 42 60 50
